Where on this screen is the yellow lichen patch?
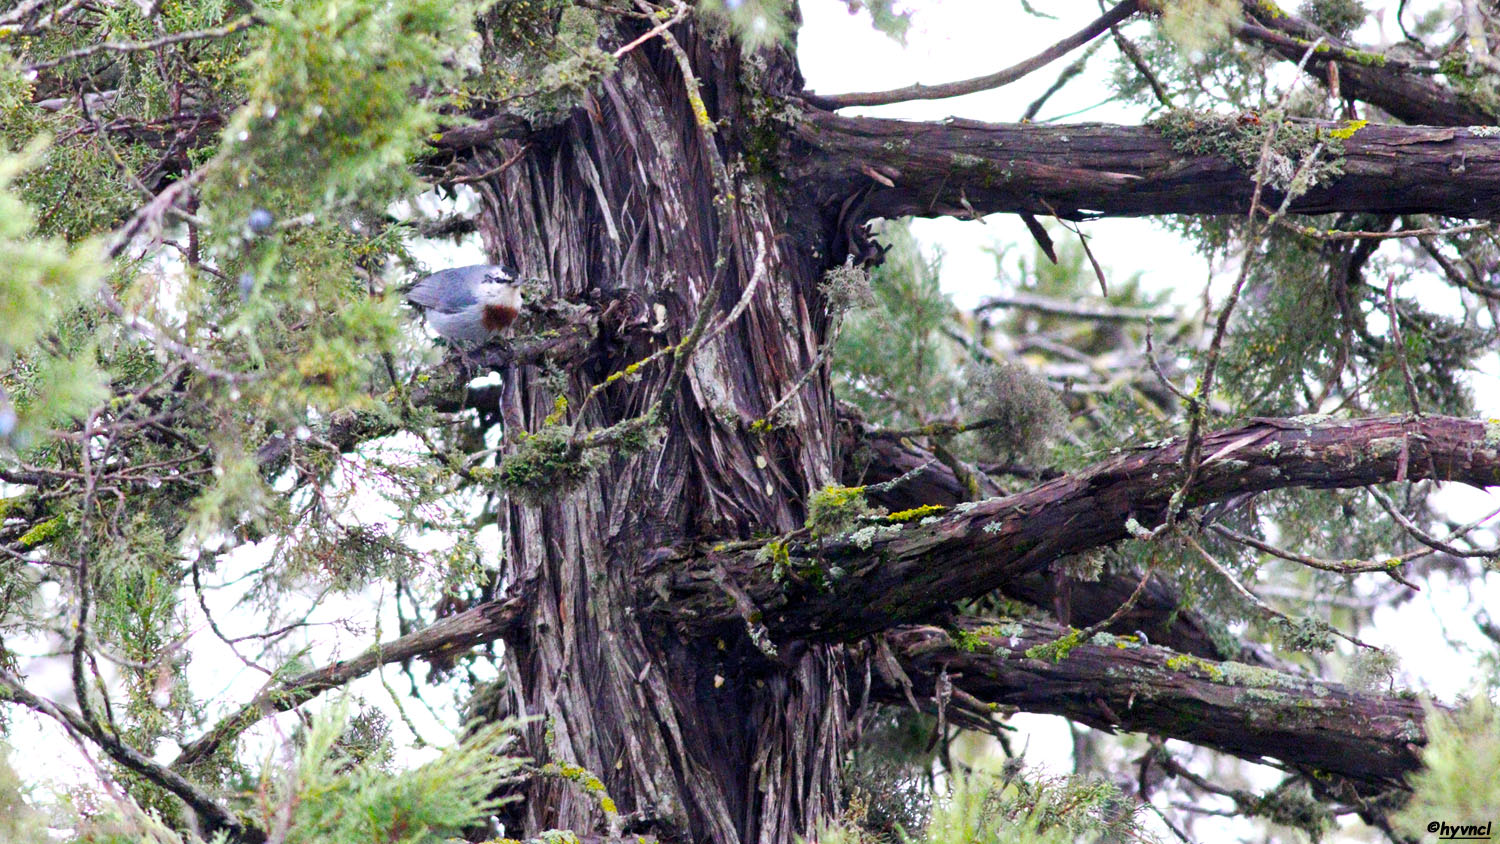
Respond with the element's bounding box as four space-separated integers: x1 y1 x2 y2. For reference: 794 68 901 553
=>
885 504 946 523
1165 654 1225 681
543 394 569 426
18 516 62 548
1327 118 1368 139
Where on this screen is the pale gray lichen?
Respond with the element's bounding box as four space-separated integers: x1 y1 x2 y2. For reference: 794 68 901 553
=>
847 523 904 549
1484 418 1500 447
1219 660 1326 695
997 622 1025 640
953 496 1006 514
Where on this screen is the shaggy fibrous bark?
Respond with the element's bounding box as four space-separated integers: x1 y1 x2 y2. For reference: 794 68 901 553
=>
881 618 1431 792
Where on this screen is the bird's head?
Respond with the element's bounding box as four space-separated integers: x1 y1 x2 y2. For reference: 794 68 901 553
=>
475 271 521 331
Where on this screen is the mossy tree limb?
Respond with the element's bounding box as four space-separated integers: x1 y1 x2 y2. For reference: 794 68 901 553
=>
880 617 1432 795
662 415 1500 642
793 113 1500 221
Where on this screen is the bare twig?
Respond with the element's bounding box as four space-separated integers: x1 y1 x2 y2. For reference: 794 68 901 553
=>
757 318 843 432
23 14 261 72
97 283 253 383
1208 524 1430 590
612 0 689 58
1275 218 1497 241
1181 531 1373 649
977 291 1174 322
867 417 1003 440
1020 39 1103 121
439 143 532 185
0 668 253 839
171 594 526 771
572 3 740 453
1109 18 1173 108
1164 39 1327 531
1367 486 1500 559
1384 276 1424 415
1144 320 1194 403
1029 563 1156 653
191 558 275 676
805 0 1141 109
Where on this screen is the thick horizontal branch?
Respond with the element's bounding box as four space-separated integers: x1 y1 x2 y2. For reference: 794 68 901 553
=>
427 112 533 150
792 112 1500 221
880 618 1431 792
665 415 1500 641
840 414 1272 664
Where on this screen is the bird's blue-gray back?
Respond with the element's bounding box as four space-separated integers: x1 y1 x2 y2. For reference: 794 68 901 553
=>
406 265 497 313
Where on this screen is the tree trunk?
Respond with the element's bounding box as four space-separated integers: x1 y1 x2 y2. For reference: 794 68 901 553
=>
473 24 850 844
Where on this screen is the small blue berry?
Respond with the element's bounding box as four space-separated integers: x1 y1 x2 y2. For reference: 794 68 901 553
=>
238 272 256 301
247 208 274 234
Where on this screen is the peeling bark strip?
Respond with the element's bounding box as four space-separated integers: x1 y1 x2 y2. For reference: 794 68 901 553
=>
667 416 1500 641
882 618 1431 791
793 113 1500 220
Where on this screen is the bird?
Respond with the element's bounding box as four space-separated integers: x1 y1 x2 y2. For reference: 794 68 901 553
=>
405 264 522 347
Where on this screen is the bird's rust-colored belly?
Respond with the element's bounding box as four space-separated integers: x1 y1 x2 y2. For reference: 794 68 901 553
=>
482 303 519 332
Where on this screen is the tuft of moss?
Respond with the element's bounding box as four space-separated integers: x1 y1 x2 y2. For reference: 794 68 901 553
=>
1150 109 1345 193
16 515 64 549
1026 628 1085 663
965 362 1066 464
806 484 875 539
1270 616 1337 654
820 261 876 316
1298 0 1367 38
949 628 994 654
497 425 599 504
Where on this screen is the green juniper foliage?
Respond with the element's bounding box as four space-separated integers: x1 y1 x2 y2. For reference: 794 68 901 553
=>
815 762 1152 844
1396 698 1500 831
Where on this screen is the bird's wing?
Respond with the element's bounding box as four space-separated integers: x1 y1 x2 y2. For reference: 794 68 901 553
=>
405 267 481 313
